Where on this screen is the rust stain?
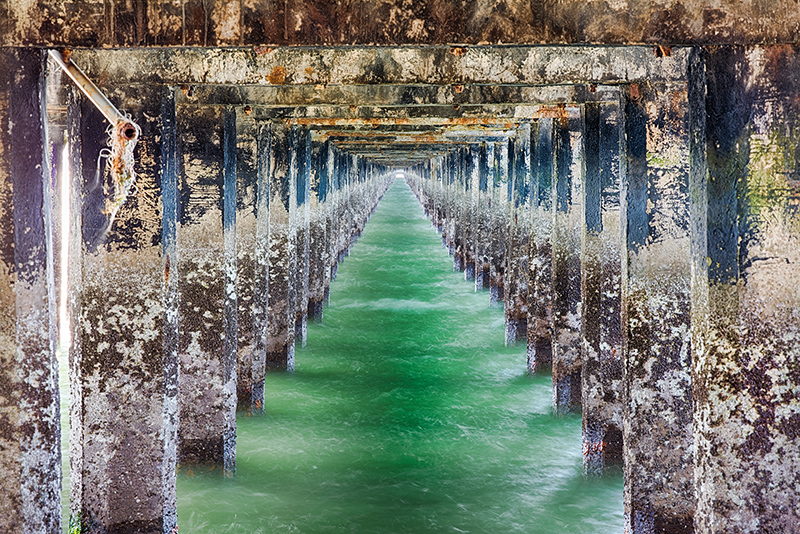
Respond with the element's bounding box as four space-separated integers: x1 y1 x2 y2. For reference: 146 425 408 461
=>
450 47 466 56
305 66 314 76
254 46 274 55
268 66 287 84
629 83 641 101
453 84 464 94
537 104 570 118
164 254 171 284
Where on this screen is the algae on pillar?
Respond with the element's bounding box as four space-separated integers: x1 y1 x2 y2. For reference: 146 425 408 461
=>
690 45 800 534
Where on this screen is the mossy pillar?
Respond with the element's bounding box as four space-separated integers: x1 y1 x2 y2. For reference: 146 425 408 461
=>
690 45 800 534
622 83 694 533
0 48 61 534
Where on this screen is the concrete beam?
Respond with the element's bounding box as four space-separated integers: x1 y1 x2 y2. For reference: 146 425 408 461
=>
71 46 689 87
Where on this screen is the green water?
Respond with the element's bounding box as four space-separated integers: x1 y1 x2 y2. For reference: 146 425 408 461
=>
177 178 624 533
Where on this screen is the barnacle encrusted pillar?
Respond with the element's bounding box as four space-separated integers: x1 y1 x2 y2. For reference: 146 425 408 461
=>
690 45 800 534
72 82 178 532
490 139 509 304
475 142 492 290
308 137 329 321
551 112 583 415
0 48 61 534
453 148 467 272
176 104 237 474
267 121 296 370
622 82 694 533
581 100 624 476
291 126 311 347
527 119 553 373
463 144 480 282
235 109 259 413
504 124 531 345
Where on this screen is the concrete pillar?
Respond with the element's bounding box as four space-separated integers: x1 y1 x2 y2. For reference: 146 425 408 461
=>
490 140 509 304
475 143 492 290
463 144 479 281
622 83 694 533
0 48 61 534
291 127 310 347
235 110 259 413
581 101 624 476
308 138 329 321
72 82 179 531
528 118 554 373
505 124 531 345
690 45 800 534
267 122 296 370
176 104 236 474
453 148 467 272
551 112 582 414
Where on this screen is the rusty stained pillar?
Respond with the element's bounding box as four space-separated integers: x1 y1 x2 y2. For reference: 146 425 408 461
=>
267 121 296 370
463 144 479 282
691 46 800 534
527 118 554 373
0 48 61 534
177 104 237 474
291 126 311 348
235 110 259 413
505 124 531 345
72 82 179 531
622 82 694 533
490 139 509 305
551 112 583 415
308 138 329 321
581 101 624 476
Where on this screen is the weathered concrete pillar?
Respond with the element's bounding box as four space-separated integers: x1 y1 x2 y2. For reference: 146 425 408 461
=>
690 45 800 534
308 138 329 321
72 82 179 531
235 110 259 413
267 121 296 370
475 143 492 290
0 48 61 534
505 124 531 345
527 118 554 373
581 100 624 476
463 144 479 282
176 104 237 474
490 140 509 304
622 82 694 533
453 148 467 272
291 126 310 347
551 112 582 414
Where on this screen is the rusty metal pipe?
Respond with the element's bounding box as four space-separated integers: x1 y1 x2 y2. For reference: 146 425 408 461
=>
48 49 138 140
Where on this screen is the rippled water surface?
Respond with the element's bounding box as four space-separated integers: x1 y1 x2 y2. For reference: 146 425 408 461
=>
177 178 623 533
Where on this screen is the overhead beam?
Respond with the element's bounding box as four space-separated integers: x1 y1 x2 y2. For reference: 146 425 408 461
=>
71 46 689 87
